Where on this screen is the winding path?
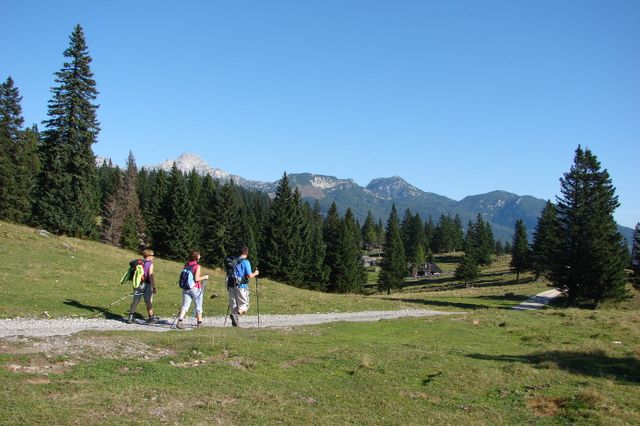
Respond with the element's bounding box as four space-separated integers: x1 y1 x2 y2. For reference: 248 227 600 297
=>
0 309 460 338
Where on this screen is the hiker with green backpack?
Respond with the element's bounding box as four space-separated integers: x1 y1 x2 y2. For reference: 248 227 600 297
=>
125 249 159 324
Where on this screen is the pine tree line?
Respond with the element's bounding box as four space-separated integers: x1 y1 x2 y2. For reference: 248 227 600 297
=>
3 26 632 303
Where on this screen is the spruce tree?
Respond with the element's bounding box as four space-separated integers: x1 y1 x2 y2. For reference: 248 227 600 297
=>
13 125 41 223
323 202 342 292
161 165 198 260
97 159 121 211
632 223 640 289
455 249 479 287
0 77 22 220
361 210 378 249
33 25 100 238
100 152 145 250
530 201 560 280
301 201 329 290
334 209 366 293
262 173 304 284
424 217 435 252
142 169 169 251
208 180 244 265
510 219 530 282
0 78 40 223
550 146 628 306
456 226 480 286
379 205 406 294
453 214 465 252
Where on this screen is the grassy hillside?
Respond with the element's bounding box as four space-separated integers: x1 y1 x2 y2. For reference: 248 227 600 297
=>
1 220 639 424
0 221 428 319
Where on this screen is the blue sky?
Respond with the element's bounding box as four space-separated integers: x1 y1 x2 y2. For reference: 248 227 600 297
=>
2 0 639 228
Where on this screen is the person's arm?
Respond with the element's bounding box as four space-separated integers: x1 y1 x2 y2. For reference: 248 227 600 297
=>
148 263 156 292
245 260 259 279
195 265 209 282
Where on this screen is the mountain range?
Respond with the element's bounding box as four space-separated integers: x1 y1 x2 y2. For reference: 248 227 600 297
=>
145 153 633 245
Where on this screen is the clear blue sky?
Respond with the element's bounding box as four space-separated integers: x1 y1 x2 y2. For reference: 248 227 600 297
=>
2 0 639 228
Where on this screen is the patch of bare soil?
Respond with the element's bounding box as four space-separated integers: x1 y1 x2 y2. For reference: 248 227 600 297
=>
1 334 176 376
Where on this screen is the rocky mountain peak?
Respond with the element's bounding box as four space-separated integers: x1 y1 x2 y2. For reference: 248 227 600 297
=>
366 176 423 199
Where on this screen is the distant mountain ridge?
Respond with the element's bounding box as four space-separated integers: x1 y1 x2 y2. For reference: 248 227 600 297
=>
141 153 633 244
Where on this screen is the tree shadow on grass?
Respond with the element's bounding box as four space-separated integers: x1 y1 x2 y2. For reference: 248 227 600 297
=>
467 350 640 384
476 294 531 302
63 299 126 321
380 297 510 310
400 276 537 293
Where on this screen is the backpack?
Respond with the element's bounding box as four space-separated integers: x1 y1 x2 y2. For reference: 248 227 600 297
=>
120 259 148 289
178 263 196 290
225 256 244 287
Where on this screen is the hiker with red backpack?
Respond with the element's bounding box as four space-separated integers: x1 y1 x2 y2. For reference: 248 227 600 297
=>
127 249 159 324
175 250 209 329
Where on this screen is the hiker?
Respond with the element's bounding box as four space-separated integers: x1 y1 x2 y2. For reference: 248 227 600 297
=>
176 250 209 329
228 246 259 327
127 249 159 324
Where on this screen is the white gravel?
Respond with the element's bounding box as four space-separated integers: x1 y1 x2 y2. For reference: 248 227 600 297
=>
0 309 460 338
512 289 562 310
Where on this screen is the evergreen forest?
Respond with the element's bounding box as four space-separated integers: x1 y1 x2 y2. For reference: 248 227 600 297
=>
1 24 636 306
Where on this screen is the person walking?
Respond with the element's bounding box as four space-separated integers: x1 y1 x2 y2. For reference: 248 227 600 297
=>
127 249 159 324
176 250 209 329
228 246 259 327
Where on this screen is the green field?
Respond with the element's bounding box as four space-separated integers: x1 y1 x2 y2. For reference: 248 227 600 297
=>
1 221 639 425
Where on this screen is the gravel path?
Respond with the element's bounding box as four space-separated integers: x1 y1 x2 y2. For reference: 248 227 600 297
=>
0 309 460 338
512 289 562 310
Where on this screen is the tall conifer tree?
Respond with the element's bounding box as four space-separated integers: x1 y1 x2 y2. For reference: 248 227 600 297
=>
379 205 406 294
550 146 628 306
300 201 330 290
323 202 342 291
334 208 366 293
161 165 198 259
262 173 304 284
0 77 39 223
456 232 479 287
530 201 560 280
361 210 378 249
510 219 530 282
33 25 100 238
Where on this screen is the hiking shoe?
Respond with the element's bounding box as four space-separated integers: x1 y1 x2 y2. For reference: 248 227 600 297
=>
148 315 160 324
196 321 203 328
176 320 184 329
230 313 239 327
127 314 134 324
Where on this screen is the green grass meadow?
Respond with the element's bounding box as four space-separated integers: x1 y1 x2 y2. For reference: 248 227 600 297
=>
1 221 639 425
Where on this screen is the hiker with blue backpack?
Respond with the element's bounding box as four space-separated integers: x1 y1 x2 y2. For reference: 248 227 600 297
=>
226 246 259 327
175 250 209 329
127 249 159 324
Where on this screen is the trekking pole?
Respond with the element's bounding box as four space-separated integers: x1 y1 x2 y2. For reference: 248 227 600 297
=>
107 292 135 309
256 277 260 327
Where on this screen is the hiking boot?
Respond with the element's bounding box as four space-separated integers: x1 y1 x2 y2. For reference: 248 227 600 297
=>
148 315 160 324
196 321 203 328
230 313 239 327
176 320 184 329
127 314 134 324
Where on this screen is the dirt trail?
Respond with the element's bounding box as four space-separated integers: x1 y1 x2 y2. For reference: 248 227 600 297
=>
0 309 460 338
